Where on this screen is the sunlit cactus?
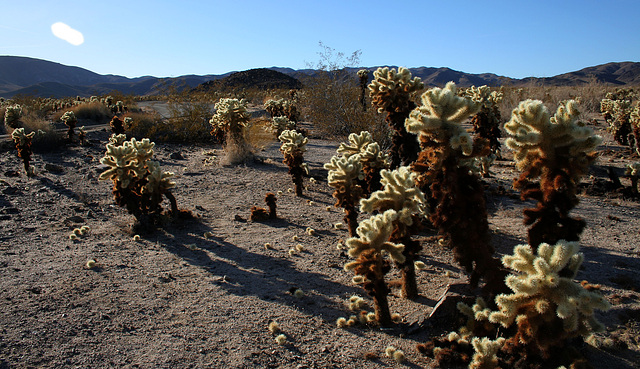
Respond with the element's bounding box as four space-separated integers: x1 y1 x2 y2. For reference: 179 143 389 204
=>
279 129 308 196
465 85 504 158
360 166 426 298
4 104 23 129
344 209 405 327
264 97 299 122
270 116 296 137
210 98 253 164
11 128 35 176
325 154 364 236
628 103 640 155
61 111 77 140
488 240 610 358
625 162 640 194
368 67 424 168
406 82 504 292
504 99 601 249
99 134 185 230
336 131 389 194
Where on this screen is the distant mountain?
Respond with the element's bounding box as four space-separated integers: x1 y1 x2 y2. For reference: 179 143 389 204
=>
0 56 638 98
195 68 303 92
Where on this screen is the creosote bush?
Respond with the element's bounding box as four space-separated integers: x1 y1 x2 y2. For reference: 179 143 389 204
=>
279 129 308 196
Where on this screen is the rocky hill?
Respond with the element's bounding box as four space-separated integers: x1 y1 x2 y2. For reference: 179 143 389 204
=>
194 68 303 92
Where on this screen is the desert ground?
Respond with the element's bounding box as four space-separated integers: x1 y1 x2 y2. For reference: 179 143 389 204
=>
0 110 639 368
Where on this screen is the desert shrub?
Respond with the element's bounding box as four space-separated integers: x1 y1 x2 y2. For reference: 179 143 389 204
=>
166 90 215 143
298 43 391 147
51 101 113 124
123 111 165 140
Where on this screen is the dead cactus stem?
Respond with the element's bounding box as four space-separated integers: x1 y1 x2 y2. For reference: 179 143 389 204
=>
352 249 393 327
514 151 594 249
386 108 421 169
331 183 363 237
413 138 505 292
390 219 422 299
283 151 305 196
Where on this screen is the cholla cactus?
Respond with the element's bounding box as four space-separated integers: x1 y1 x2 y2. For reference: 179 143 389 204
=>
11 128 35 176
99 134 183 229
270 116 296 137
465 85 504 158
505 99 601 249
336 131 389 194
601 88 636 147
625 162 640 194
406 82 504 291
488 240 610 357
360 166 426 298
368 67 424 168
61 111 77 140
344 209 405 327
628 103 640 155
109 115 125 135
279 129 308 196
469 337 506 369
324 155 363 236
264 98 299 122
357 69 369 111
4 104 23 129
210 98 253 164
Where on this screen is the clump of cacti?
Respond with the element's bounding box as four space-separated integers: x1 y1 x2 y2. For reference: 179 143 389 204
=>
336 131 389 194
250 193 277 221
210 98 253 165
406 81 505 291
324 154 364 236
368 67 424 168
270 116 296 137
60 111 77 140
465 85 504 158
279 129 308 196
625 162 640 194
357 69 369 111
600 88 636 147
628 103 640 155
109 115 125 135
344 209 406 327
360 166 426 299
264 97 299 122
11 128 35 176
4 104 23 129
504 99 602 249
99 134 187 231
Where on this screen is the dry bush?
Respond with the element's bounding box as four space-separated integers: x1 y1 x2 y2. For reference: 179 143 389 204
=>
246 117 275 151
124 111 164 139
51 102 112 123
298 73 391 147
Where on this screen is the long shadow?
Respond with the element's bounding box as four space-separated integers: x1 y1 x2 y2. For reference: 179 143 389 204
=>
37 176 78 201
153 219 366 325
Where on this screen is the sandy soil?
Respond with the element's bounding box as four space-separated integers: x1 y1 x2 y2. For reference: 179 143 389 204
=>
0 116 639 368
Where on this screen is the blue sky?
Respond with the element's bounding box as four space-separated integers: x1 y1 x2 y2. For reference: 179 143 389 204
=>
2 0 639 79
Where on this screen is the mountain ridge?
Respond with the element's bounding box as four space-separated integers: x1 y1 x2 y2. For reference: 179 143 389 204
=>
1 56 638 98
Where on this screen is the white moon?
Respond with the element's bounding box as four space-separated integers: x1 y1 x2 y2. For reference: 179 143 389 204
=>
51 22 84 46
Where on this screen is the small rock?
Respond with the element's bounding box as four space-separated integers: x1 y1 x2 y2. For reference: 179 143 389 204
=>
169 152 184 160
4 170 20 177
44 163 65 174
234 214 246 222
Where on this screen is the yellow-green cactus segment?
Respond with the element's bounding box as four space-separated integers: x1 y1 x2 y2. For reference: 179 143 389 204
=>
99 142 142 189
344 209 406 264
469 337 506 369
278 129 308 155
489 240 610 334
144 161 176 194
325 155 363 191
465 85 503 107
61 111 77 123
405 82 480 155
130 138 155 164
368 67 424 113
271 116 295 132
337 131 374 158
210 98 251 130
504 100 602 170
626 162 640 176
337 131 388 169
359 166 426 225
108 133 128 146
10 128 35 146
